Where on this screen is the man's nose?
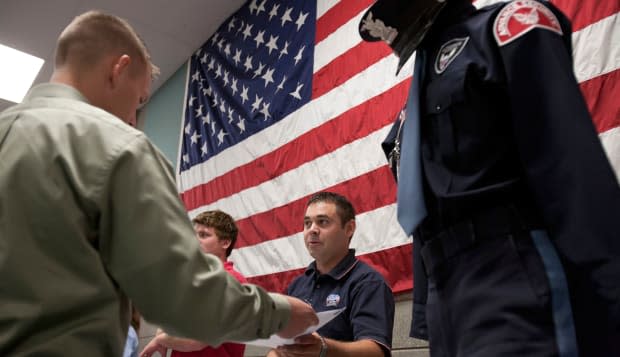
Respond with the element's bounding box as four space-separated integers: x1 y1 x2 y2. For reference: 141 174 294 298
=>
308 222 320 233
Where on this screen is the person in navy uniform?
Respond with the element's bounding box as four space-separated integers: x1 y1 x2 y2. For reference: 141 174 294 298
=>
359 0 620 356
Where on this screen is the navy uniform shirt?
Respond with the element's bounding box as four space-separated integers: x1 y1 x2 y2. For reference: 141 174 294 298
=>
383 0 620 351
287 249 394 355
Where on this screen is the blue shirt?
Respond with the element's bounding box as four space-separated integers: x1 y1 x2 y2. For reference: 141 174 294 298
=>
123 326 139 357
287 249 394 354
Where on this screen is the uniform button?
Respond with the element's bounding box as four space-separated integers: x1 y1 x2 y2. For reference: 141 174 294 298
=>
435 105 441 111
316 284 320 288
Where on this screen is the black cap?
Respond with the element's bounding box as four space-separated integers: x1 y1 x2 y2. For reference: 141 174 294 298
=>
358 0 410 43
359 0 447 74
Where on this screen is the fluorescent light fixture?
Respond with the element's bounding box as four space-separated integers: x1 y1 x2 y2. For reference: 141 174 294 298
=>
0 44 44 103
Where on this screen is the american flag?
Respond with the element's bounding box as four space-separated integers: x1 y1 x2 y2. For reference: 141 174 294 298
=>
177 0 620 294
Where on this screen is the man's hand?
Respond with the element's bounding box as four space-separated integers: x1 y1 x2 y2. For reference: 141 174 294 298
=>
277 296 318 339
275 332 323 357
140 337 167 357
142 328 208 353
266 348 284 357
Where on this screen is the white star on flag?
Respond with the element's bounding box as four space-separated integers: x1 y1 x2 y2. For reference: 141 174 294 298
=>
240 85 249 104
216 129 228 146
269 4 280 21
260 102 271 121
190 130 201 144
188 95 196 107
295 11 308 31
242 24 253 40
194 104 204 117
254 30 265 48
266 35 279 55
191 70 200 82
262 67 275 87
251 95 263 112
281 7 293 27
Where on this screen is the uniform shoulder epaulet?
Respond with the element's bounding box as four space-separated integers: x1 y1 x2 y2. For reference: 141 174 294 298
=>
493 0 563 46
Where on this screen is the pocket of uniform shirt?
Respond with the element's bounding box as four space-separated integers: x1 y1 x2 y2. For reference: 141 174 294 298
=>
422 70 466 171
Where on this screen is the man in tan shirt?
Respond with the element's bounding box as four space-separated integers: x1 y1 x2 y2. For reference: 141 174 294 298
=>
0 11 317 356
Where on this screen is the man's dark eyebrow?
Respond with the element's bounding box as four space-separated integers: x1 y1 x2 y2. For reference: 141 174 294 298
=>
304 214 330 220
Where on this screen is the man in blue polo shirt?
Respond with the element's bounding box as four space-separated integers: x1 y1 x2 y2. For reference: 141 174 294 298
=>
268 192 395 357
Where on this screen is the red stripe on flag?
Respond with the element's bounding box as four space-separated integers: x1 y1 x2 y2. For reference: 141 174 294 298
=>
235 165 398 248
246 244 414 293
552 0 619 31
580 69 620 134
181 79 411 210
358 243 413 293
248 268 305 294
312 41 393 99
315 0 375 44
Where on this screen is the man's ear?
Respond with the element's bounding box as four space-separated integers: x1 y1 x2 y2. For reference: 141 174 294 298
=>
345 219 356 241
109 54 132 88
220 238 232 250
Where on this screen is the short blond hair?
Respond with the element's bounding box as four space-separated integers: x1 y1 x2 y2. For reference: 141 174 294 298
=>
55 10 160 78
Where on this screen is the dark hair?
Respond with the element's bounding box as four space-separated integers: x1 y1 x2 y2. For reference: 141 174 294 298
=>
192 210 238 257
306 191 356 227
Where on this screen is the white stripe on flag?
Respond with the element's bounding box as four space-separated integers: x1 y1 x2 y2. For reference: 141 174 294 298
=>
572 13 620 83
230 203 410 277
188 125 393 219
314 6 368 71
317 0 340 19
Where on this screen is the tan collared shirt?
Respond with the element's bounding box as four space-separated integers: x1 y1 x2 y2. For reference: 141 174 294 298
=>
0 83 290 356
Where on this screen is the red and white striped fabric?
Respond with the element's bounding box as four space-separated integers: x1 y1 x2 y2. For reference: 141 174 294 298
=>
177 0 619 294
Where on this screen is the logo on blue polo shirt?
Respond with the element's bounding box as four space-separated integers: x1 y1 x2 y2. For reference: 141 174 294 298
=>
325 293 340 307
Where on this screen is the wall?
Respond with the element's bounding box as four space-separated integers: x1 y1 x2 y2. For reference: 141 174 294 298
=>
142 62 188 167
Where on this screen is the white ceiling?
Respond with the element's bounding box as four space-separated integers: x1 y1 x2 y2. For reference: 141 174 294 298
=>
0 0 245 112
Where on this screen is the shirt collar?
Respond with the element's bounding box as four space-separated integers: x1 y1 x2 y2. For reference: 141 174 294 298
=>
23 83 90 104
305 249 359 280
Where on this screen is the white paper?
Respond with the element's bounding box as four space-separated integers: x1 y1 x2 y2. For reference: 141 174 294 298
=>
244 307 346 348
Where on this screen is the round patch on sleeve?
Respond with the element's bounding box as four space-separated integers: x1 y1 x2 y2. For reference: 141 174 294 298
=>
493 0 563 46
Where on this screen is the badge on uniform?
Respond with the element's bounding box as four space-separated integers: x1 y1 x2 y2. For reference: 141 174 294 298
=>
493 0 562 46
325 293 341 307
434 37 469 74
